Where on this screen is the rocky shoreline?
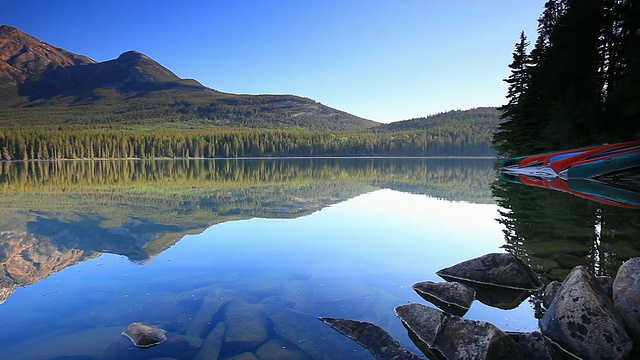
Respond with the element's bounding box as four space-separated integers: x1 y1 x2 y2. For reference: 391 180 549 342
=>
322 253 640 360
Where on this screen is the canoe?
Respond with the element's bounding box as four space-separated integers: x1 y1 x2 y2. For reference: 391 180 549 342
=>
500 141 640 180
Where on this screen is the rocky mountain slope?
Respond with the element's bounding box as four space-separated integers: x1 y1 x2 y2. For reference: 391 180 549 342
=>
0 25 95 86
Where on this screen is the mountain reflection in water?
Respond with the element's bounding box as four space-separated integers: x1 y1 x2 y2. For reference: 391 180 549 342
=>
0 158 494 304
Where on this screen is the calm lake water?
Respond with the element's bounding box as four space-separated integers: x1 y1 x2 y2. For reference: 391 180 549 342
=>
0 158 637 359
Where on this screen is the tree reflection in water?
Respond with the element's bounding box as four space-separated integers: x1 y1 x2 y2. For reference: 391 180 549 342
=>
492 178 640 281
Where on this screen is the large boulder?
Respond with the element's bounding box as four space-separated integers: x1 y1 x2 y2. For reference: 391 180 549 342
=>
436 253 543 291
395 303 521 359
319 317 423 360
412 281 474 316
539 265 632 359
613 257 640 343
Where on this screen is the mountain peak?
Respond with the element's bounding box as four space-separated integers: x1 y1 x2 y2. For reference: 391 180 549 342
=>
117 50 145 61
0 25 18 34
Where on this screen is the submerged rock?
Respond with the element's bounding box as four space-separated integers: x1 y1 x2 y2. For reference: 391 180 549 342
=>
539 265 632 360
106 332 198 359
412 281 474 316
223 299 270 350
226 352 258 360
436 253 543 291
255 338 312 360
193 322 226 360
613 257 640 343
319 317 423 360
395 303 520 360
186 287 234 339
122 322 167 348
263 299 372 359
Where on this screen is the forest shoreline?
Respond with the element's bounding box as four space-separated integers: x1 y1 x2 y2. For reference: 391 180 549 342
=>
0 155 498 163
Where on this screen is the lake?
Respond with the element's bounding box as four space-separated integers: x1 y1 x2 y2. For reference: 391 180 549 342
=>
0 158 637 359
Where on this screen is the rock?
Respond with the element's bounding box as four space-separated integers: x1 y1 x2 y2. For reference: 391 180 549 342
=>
255 338 313 360
395 303 520 359
226 352 258 360
506 331 554 360
223 299 270 350
436 252 543 291
470 283 533 310
412 281 474 316
262 299 372 360
122 322 167 348
193 322 226 360
613 257 640 343
542 281 562 309
319 317 423 360
186 288 234 339
539 265 632 360
596 275 613 300
104 332 198 360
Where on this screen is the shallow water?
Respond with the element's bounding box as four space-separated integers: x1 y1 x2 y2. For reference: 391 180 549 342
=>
0 158 636 359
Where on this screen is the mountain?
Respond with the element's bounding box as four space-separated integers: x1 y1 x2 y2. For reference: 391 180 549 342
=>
0 25 379 131
0 25 95 86
381 107 502 132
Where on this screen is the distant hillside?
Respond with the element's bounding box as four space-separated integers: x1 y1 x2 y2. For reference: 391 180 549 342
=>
0 25 379 131
381 107 502 132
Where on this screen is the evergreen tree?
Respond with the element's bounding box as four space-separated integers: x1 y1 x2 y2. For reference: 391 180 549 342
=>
493 32 533 156
494 0 640 157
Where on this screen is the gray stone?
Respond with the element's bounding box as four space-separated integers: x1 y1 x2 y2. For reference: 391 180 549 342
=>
256 338 312 360
596 275 613 301
122 322 166 348
319 317 423 360
412 281 474 316
223 299 270 349
539 265 632 360
542 280 562 309
506 331 554 360
613 257 640 343
262 299 373 360
395 303 520 359
436 252 543 291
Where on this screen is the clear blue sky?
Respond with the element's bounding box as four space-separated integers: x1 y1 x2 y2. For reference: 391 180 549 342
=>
4 0 545 123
